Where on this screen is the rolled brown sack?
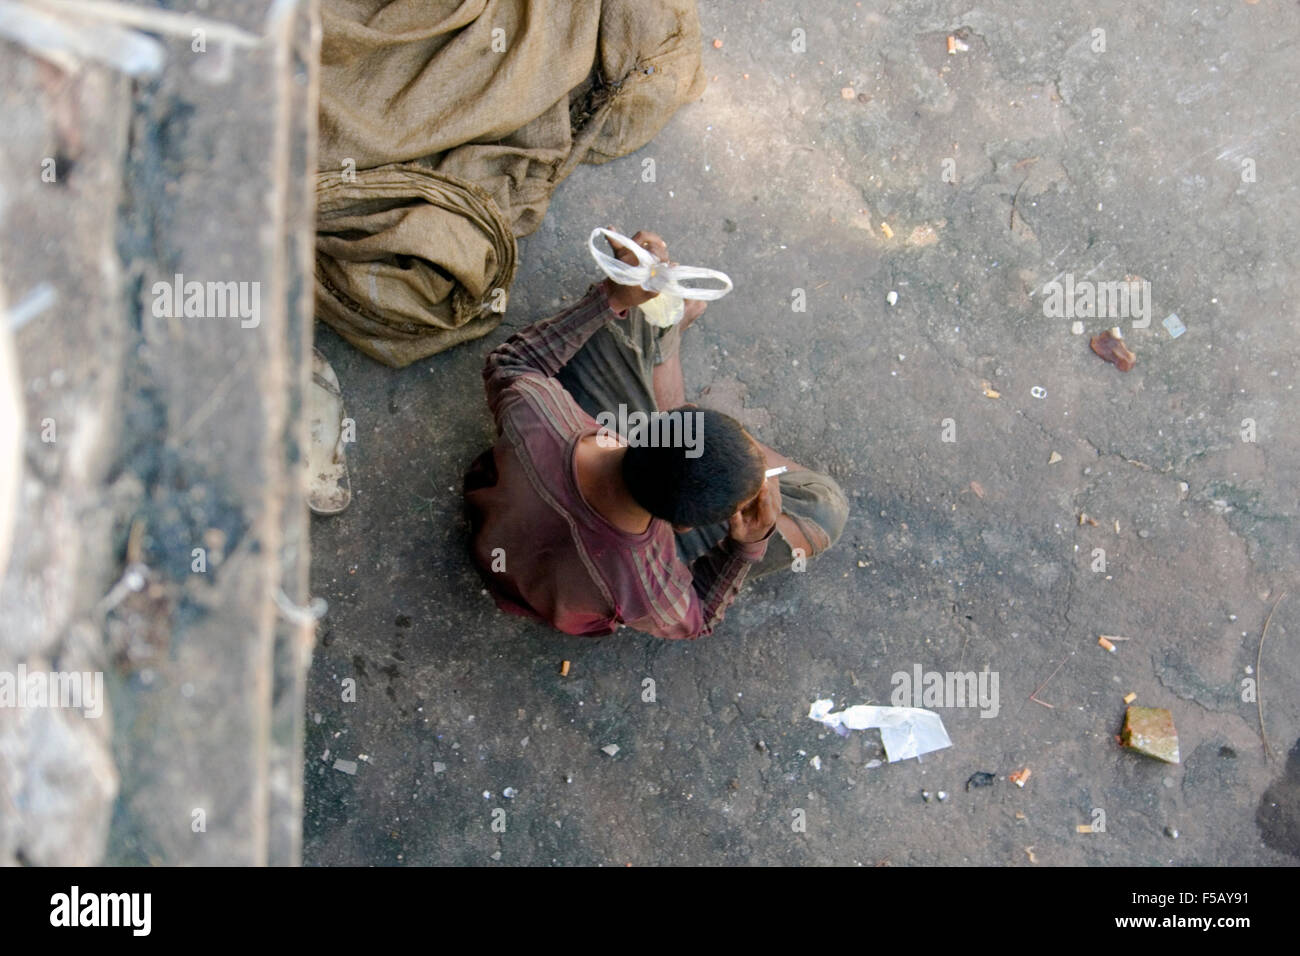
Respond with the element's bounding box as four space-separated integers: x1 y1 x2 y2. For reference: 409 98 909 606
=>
314 163 517 368
313 0 706 367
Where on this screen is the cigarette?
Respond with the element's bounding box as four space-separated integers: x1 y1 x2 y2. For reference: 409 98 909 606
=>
765 466 788 478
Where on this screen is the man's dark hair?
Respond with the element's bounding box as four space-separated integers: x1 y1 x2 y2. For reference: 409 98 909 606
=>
621 407 764 528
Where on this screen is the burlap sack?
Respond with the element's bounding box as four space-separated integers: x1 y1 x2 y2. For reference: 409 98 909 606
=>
315 0 706 367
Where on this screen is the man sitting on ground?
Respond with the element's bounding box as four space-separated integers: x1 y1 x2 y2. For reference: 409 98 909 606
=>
464 230 847 639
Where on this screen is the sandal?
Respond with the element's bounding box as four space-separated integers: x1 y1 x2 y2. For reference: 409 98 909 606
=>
307 348 352 515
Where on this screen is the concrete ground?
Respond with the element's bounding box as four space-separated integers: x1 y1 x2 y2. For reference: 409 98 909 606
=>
304 0 1300 865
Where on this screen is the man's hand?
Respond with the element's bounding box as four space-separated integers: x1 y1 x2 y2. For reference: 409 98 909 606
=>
601 229 668 315
728 476 782 545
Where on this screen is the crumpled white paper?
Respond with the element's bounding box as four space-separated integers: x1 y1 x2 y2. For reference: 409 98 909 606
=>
809 699 953 763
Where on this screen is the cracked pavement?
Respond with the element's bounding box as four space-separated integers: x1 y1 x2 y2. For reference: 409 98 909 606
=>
304 0 1299 865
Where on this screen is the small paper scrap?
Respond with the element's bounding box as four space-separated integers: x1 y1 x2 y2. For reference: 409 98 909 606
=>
808 699 952 762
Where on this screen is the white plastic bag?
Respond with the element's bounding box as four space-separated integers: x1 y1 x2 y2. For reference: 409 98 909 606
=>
808 699 953 763
588 228 733 301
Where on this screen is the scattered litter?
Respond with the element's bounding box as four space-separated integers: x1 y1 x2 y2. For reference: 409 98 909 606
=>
1015 811 1026 820
1079 512 1098 526
980 380 1001 398
433 761 446 773
1162 313 1186 338
1123 692 1137 704
358 753 371 763
1030 385 1047 399
601 744 620 757
969 480 985 499
333 758 358 775
880 222 894 239
503 787 518 798
1025 846 1038 863
560 660 570 677
1071 321 1085 335
865 759 883 769
947 35 956 54
712 38 722 48
1099 634 1129 642
1164 826 1179 839
1121 706 1181 764
1113 519 1120 534
1090 327 1137 371
1097 635 1117 653
936 790 948 801
886 290 898 306
856 560 868 568
810 755 822 770
966 771 997 790
1008 768 1032 788
491 850 502 860
1048 451 1063 464
1076 824 1095 834
921 790 932 802
840 86 856 99
1256 591 1288 760
808 699 952 762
